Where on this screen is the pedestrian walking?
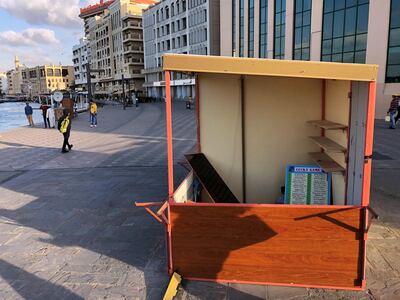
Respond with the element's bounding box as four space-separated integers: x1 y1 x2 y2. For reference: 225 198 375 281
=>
24 102 34 127
39 102 50 128
394 94 400 125
58 109 73 153
89 101 98 128
387 95 400 129
47 106 56 128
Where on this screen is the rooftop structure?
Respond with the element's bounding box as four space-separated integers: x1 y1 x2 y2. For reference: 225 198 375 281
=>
80 0 115 18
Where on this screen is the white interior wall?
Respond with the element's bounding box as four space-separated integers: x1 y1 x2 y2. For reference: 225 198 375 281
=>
325 80 350 205
199 73 243 201
244 76 321 203
197 73 364 205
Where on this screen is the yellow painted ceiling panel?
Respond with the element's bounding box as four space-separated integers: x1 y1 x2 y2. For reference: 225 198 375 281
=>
163 54 378 82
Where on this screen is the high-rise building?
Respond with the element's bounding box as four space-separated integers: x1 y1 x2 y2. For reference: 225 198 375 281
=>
78 0 156 98
72 38 89 91
220 0 400 118
142 0 220 99
79 0 116 36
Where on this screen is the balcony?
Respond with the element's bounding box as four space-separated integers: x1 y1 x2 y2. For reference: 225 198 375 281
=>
122 21 142 31
124 68 145 79
124 57 144 66
123 33 143 42
123 45 144 54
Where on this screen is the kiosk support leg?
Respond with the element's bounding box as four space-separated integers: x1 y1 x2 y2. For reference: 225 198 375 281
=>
165 71 174 202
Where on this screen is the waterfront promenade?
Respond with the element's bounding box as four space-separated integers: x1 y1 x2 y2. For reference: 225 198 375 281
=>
0 103 399 299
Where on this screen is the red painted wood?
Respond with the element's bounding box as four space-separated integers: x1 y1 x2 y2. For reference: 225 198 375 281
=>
195 74 201 152
165 71 174 201
170 205 364 288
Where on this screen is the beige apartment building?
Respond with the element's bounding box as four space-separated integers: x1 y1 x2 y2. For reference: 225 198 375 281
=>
0 72 8 95
220 0 400 118
79 0 156 97
6 56 25 96
21 65 75 97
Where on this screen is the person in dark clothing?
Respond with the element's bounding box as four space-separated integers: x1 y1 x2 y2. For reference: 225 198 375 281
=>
24 102 34 127
57 109 73 153
387 95 400 129
395 95 400 124
396 105 400 124
39 103 50 128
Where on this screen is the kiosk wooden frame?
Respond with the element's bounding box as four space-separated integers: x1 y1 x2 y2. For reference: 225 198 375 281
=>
137 54 378 291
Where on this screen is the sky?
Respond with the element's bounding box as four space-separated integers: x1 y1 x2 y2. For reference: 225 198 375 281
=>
0 0 98 72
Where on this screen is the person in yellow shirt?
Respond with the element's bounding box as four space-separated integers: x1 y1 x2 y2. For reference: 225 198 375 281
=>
89 101 98 128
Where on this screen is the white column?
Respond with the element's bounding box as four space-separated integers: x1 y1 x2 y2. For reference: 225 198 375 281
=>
285 0 294 60
267 0 274 58
310 0 323 61
244 0 249 56
366 0 392 119
220 0 233 56
235 0 240 56
254 0 260 57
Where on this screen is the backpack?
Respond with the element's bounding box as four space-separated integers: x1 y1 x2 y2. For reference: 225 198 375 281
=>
59 116 70 133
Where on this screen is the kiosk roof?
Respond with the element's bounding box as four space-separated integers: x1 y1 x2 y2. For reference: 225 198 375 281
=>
163 54 378 82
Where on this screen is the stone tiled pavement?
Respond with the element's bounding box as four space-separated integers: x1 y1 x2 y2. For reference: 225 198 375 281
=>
0 104 399 299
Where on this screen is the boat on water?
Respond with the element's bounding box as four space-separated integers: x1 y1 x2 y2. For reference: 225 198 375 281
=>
2 96 29 102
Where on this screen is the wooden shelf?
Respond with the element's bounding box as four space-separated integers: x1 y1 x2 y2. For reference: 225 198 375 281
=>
307 120 348 130
309 152 345 173
309 136 347 153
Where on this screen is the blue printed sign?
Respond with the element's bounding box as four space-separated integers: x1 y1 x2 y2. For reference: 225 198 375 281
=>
284 165 331 205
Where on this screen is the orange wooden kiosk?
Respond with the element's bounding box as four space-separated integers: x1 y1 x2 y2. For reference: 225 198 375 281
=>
137 54 379 290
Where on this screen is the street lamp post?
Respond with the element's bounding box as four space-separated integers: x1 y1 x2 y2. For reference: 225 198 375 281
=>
86 63 103 104
28 82 32 101
122 74 126 110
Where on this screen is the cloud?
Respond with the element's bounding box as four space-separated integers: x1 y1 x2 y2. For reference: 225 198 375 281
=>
0 0 83 28
0 44 66 69
82 0 99 6
0 28 60 47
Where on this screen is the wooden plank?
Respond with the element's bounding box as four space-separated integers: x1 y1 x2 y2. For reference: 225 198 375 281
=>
307 120 348 130
309 152 345 173
170 205 363 288
163 54 378 82
309 136 347 153
163 272 182 300
185 153 239 203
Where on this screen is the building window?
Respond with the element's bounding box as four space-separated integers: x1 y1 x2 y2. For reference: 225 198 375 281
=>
259 0 268 58
386 0 400 83
239 0 244 57
232 0 236 56
274 0 286 59
321 0 369 63
293 0 311 60
248 0 255 57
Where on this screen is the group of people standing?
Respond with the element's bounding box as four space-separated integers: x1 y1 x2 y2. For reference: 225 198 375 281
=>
24 100 99 153
388 95 400 129
24 102 55 128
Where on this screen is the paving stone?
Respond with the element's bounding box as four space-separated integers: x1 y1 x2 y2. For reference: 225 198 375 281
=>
266 285 308 300
228 283 267 299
